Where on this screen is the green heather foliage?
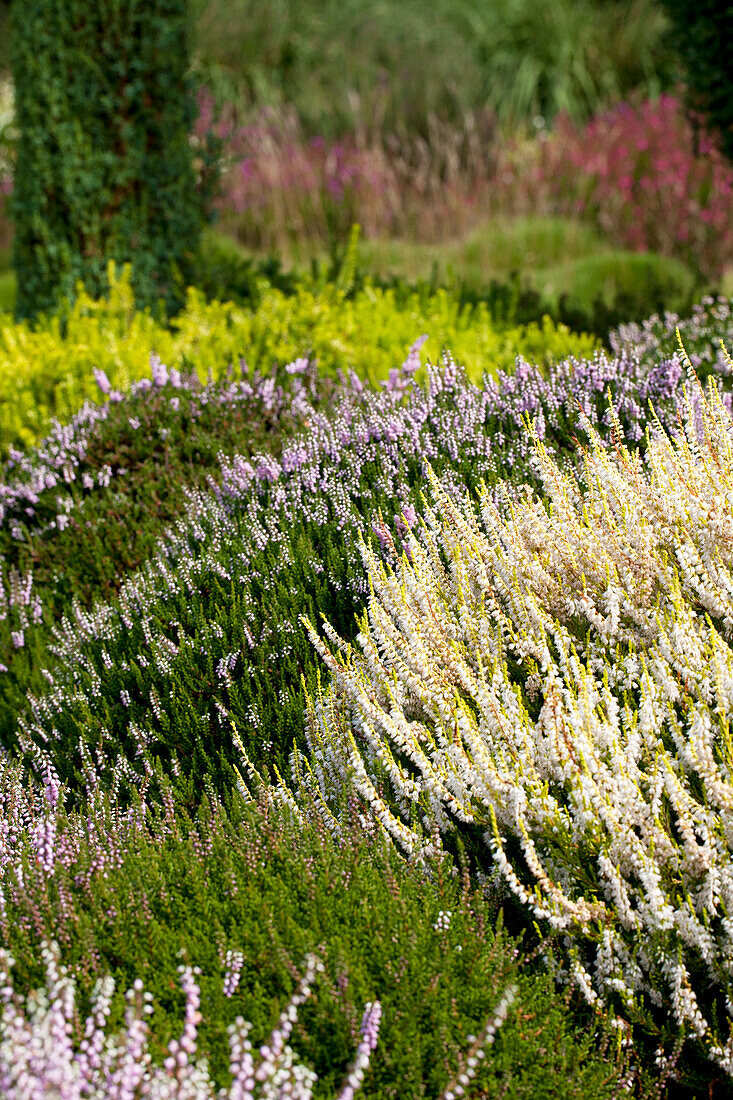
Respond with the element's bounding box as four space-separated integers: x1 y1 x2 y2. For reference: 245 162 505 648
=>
0 769 631 1097
9 0 213 320
2 312 733 1091
0 262 598 457
0 366 331 612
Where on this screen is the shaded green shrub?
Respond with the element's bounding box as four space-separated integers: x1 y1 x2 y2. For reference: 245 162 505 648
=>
0 763 631 1097
658 0 733 164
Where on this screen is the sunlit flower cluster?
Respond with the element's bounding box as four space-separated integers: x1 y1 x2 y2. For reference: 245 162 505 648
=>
292 352 733 1073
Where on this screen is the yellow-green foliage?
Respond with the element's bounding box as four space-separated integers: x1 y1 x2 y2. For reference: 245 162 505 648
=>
0 263 599 456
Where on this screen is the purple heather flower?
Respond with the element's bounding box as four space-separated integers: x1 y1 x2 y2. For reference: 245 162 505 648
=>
360 1001 382 1053
285 357 309 375
372 519 395 553
401 334 428 374
223 950 244 999
150 353 169 388
93 368 111 396
169 368 182 389
394 503 418 540
254 455 281 483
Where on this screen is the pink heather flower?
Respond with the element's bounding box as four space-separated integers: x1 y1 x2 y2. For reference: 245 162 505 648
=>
402 504 417 527
150 353 169 388
93 368 111 396
169 368 182 389
359 1001 382 1053
285 357 309 374
402 334 428 373
223 951 244 998
254 455 281 483
372 519 395 553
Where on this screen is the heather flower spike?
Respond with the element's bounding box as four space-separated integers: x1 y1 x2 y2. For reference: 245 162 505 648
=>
285 357 309 374
0 943 381 1098
93 367 111 396
150 352 169 388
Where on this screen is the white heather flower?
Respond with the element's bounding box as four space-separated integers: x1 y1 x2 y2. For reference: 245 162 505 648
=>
285 370 733 1075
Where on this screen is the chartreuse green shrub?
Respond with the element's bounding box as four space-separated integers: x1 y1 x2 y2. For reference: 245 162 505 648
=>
0 759 632 1097
0 261 599 457
9 0 212 320
291 364 733 1086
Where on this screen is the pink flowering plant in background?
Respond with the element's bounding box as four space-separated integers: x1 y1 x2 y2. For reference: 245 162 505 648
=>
193 92 395 253
497 95 733 282
193 89 499 251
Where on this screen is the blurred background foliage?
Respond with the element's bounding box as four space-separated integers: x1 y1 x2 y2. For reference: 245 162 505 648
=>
189 0 674 138
0 0 730 341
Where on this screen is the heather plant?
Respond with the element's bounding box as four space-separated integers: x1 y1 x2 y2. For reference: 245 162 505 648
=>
0 945 385 1100
609 294 733 385
0 351 332 612
3 336 719 817
0 257 598 458
291 356 733 1081
497 95 733 282
0 758 630 1097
